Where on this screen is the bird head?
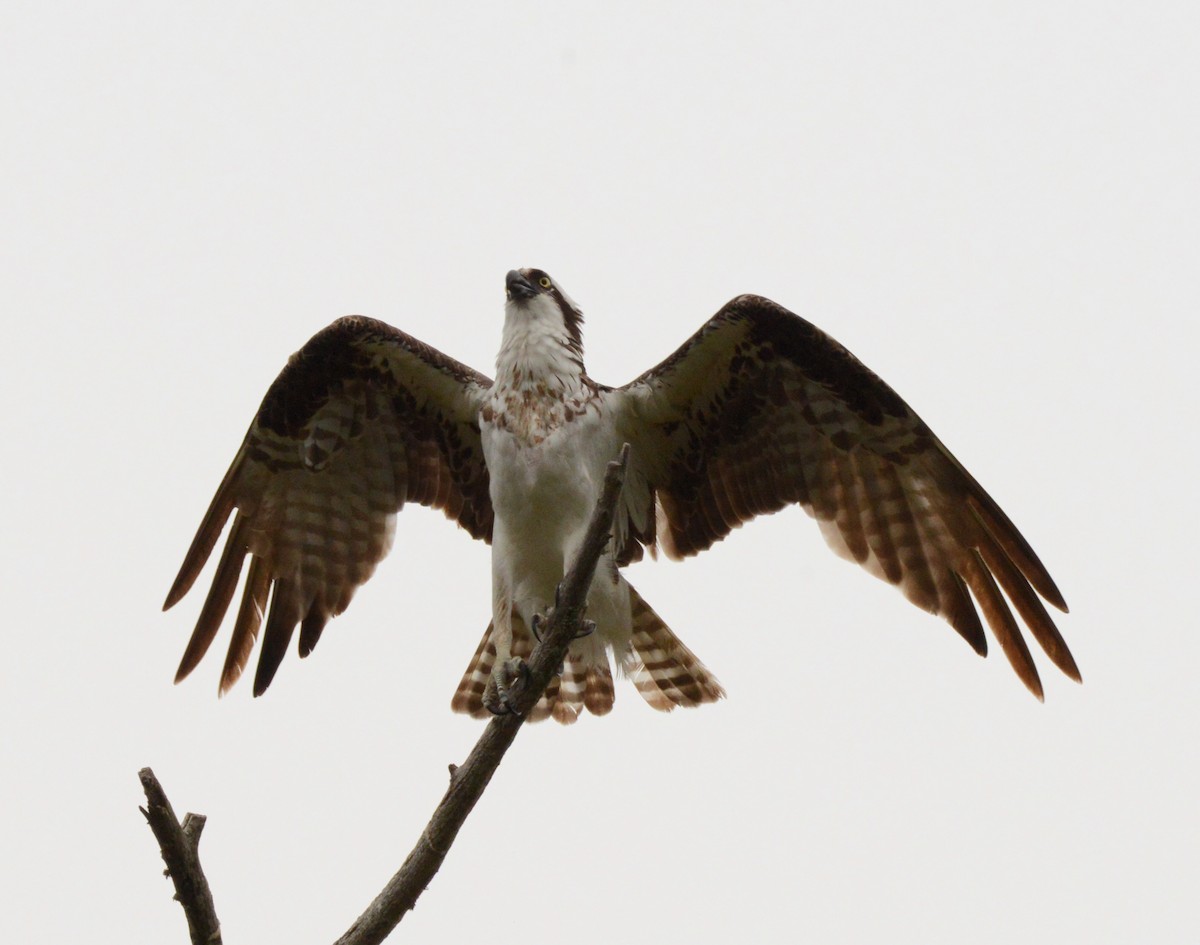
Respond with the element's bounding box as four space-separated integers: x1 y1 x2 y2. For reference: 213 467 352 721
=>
504 268 584 357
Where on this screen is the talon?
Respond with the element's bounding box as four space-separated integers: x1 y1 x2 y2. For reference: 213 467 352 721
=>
482 657 531 717
482 676 511 716
530 613 545 642
575 619 597 639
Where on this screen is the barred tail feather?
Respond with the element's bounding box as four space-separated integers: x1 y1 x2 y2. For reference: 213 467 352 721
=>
450 616 616 724
584 664 616 716
550 652 616 724
626 587 724 710
450 621 496 719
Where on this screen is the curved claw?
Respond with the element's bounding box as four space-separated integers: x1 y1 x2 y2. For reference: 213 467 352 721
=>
482 657 532 717
575 619 597 639
530 613 545 643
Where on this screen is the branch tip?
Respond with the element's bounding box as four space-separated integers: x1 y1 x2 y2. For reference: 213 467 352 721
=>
143 448 635 945
138 768 223 945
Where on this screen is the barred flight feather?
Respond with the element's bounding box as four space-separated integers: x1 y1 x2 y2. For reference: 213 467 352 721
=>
617 293 1075 699
168 272 1076 716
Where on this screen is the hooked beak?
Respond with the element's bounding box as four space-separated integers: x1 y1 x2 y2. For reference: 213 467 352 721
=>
506 269 537 301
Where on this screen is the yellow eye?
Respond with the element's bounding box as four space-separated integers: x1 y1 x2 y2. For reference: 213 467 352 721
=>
538 276 552 288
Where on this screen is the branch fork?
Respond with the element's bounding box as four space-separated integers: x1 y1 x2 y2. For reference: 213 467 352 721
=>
141 445 632 945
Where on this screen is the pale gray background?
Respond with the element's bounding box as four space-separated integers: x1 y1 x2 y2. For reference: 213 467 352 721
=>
2 2 1196 942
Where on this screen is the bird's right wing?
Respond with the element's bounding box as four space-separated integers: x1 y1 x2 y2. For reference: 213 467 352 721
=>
164 316 494 696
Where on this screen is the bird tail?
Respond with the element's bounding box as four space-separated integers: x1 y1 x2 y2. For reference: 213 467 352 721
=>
450 617 616 725
449 589 723 722
622 586 725 711
449 622 497 719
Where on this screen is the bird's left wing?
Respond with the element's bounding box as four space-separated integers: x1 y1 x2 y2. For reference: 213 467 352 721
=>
608 295 1077 698
164 316 493 695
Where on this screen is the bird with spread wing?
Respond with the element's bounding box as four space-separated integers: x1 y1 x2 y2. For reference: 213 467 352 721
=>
165 268 1077 723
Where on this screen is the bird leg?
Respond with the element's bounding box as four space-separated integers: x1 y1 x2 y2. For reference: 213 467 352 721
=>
482 657 531 717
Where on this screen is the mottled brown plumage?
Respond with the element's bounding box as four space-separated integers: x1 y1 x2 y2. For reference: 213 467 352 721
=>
614 295 1075 698
166 277 1076 713
165 317 492 696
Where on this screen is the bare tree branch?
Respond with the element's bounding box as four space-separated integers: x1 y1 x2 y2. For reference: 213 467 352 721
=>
333 443 631 945
139 445 630 944
138 767 223 945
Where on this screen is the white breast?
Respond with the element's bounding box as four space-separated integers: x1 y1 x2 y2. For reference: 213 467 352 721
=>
483 394 615 535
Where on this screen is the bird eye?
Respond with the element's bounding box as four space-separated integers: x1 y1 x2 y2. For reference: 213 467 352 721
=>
538 276 552 288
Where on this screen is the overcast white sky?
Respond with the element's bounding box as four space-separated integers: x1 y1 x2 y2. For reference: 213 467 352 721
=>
2 2 1197 942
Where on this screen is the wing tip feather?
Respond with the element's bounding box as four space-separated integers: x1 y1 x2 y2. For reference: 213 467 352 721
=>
162 584 187 612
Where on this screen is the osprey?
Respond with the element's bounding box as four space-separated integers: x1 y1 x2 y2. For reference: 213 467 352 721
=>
165 268 1078 722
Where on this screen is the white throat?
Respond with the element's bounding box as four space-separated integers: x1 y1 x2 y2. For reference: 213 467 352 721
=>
495 295 584 391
